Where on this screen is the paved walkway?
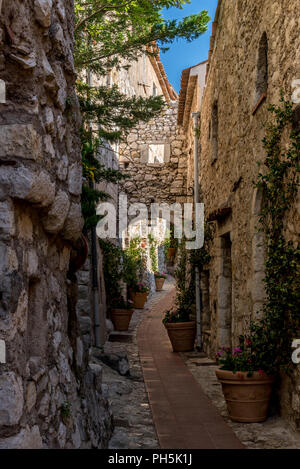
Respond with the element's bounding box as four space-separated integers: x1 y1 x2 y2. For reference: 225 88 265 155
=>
137 284 244 449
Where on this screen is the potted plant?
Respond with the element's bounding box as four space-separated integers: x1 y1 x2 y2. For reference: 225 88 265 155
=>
154 272 167 291
216 335 275 423
130 283 149 309
110 296 134 331
162 306 196 352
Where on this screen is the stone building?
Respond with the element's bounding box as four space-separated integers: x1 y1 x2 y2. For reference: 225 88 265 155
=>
0 0 112 448
179 0 300 430
78 46 186 334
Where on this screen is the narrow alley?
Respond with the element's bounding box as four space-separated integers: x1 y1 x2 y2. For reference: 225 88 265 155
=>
100 277 300 450
0 0 299 454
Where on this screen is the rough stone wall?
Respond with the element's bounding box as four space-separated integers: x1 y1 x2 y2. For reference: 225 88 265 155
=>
198 0 300 429
0 0 112 448
120 102 187 209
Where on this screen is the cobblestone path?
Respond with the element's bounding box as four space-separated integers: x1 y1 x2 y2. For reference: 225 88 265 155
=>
103 280 176 449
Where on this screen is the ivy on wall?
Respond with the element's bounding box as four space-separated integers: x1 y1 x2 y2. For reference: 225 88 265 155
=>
148 234 158 273
242 94 300 375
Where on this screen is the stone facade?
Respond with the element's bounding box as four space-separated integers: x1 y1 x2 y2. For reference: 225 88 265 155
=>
0 0 112 448
119 101 187 209
179 0 300 430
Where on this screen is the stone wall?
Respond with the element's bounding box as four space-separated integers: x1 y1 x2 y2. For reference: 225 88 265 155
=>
120 102 187 209
197 0 300 429
0 0 112 448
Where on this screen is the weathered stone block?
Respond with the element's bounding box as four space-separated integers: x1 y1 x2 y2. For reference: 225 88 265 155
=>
10 52 37 70
0 425 42 449
0 79 5 103
0 124 42 160
25 249 39 278
42 190 70 234
0 199 15 240
68 163 82 196
61 202 83 242
26 381 37 412
34 0 52 28
0 372 24 426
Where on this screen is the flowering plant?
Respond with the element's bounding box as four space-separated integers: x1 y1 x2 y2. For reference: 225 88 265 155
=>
131 283 149 294
154 272 167 279
162 306 191 325
111 296 134 310
217 333 276 376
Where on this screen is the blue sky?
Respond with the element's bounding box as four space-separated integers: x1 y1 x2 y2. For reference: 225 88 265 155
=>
161 0 218 92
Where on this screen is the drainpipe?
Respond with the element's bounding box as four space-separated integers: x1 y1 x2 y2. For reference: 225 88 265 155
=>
192 112 202 351
87 67 101 348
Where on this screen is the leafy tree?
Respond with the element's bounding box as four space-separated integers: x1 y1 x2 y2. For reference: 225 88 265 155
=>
73 0 210 228
75 1 210 76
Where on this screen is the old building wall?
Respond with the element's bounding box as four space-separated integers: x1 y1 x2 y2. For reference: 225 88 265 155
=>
0 0 112 448
198 0 300 428
120 102 187 209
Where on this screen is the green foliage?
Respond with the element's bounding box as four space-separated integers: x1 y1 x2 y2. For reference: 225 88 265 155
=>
99 239 124 300
74 1 209 230
163 225 179 258
174 224 213 316
131 283 149 293
218 342 270 376
111 296 134 310
78 82 166 143
81 137 127 230
99 237 146 305
60 402 72 418
250 94 300 375
154 272 167 279
148 234 158 273
74 1 209 76
219 95 300 376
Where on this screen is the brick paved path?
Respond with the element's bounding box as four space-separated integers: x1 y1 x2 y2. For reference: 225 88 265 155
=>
137 284 244 449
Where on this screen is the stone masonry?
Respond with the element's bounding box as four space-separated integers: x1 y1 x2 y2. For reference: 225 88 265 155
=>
119 101 188 210
189 0 300 431
0 0 112 448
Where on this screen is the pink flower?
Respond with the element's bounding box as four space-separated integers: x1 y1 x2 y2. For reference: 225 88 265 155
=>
258 369 265 376
234 347 242 355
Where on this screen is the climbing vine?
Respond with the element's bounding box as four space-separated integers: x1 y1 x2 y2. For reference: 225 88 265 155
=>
148 234 158 273
241 94 300 375
174 224 213 321
99 237 147 305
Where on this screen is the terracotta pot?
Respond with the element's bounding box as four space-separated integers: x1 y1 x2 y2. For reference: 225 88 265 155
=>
167 248 176 260
111 308 134 331
131 292 148 309
165 321 196 352
155 277 165 291
216 369 275 423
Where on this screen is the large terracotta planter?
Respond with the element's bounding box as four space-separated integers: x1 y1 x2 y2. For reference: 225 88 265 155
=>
155 277 165 291
165 321 196 352
216 369 275 423
131 292 148 309
111 308 134 331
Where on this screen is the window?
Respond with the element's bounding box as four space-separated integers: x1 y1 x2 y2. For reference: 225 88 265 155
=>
211 101 218 163
153 83 157 97
148 144 165 164
141 143 171 165
255 32 268 104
